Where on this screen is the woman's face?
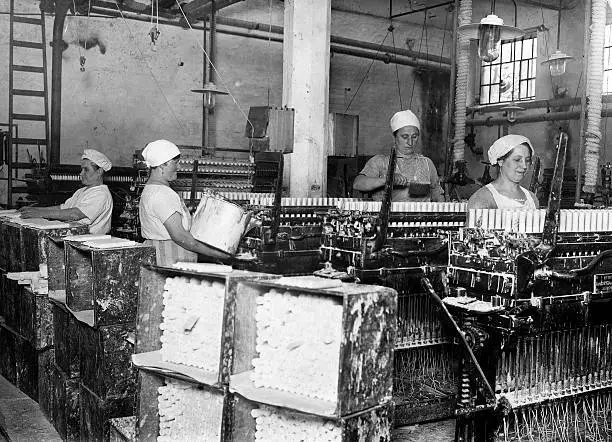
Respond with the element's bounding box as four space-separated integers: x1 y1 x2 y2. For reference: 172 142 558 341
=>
394 125 420 155
498 143 532 183
161 157 179 182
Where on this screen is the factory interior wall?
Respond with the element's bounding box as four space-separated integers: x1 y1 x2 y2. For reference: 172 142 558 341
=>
0 0 452 202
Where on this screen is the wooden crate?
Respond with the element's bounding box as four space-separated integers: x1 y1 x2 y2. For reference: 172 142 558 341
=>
52 364 81 441
21 223 88 273
0 220 9 271
52 297 81 378
1 276 20 331
80 383 134 442
231 395 393 442
15 332 39 400
20 285 53 350
38 348 56 424
134 265 276 386
229 277 397 417
80 321 136 400
5 221 23 272
65 240 155 326
135 369 232 441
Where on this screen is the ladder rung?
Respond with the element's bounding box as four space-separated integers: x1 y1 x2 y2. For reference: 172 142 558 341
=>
12 40 44 49
12 113 46 121
12 138 47 145
13 65 45 73
12 89 45 97
13 16 43 25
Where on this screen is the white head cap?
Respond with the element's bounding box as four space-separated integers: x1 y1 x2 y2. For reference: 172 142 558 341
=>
142 140 181 167
82 149 112 172
390 110 420 133
488 134 534 164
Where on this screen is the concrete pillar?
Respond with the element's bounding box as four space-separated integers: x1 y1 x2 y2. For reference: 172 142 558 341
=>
282 0 331 197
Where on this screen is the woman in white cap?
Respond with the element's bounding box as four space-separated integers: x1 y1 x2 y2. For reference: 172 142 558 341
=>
20 149 113 234
139 139 227 265
353 109 443 202
467 134 539 210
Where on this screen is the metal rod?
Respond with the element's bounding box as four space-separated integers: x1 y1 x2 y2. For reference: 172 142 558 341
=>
390 1 454 19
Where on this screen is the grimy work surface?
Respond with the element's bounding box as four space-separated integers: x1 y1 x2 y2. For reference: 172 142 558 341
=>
0 375 61 441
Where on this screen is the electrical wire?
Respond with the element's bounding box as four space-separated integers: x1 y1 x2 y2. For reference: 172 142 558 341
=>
390 25 403 109
173 0 255 140
111 0 186 131
409 11 429 108
344 31 391 113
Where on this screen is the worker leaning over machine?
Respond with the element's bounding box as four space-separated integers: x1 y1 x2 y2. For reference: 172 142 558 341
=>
19 149 113 234
353 109 444 202
138 139 228 266
467 134 539 210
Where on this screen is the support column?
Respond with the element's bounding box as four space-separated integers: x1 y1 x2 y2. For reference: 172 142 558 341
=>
282 0 331 197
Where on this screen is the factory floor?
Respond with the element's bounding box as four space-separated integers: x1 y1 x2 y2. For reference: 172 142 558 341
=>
0 373 455 442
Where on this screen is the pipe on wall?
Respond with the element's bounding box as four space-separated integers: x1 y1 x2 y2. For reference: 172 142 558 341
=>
466 107 612 126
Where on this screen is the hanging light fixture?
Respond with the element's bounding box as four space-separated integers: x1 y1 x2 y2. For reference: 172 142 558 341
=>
541 0 573 76
191 82 229 110
458 2 524 63
500 103 524 123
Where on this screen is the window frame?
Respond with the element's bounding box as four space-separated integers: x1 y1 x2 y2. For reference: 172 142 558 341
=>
478 33 538 105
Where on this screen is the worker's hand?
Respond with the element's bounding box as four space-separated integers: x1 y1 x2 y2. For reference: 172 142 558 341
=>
393 174 410 187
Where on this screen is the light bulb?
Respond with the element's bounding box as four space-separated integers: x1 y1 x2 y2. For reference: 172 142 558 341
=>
203 92 216 109
549 58 566 76
478 24 502 62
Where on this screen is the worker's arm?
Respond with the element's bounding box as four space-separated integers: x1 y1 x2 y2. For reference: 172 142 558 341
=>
19 206 87 222
352 174 386 192
163 212 230 260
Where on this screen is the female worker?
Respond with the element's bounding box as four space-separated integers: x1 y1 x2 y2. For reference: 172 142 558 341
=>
353 109 443 202
467 134 539 210
139 139 227 266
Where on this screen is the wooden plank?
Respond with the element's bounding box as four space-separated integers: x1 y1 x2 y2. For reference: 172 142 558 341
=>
52 301 81 378
79 384 134 442
51 364 80 441
6 223 24 272
135 370 162 441
21 224 88 273
0 398 62 442
65 243 94 311
47 238 67 292
0 326 16 384
20 286 53 349
80 322 136 400
37 348 55 424
134 267 166 354
15 335 38 400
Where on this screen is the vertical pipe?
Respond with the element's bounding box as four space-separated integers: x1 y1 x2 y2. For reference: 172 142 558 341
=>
209 0 216 83
202 18 209 152
576 0 591 203
50 0 71 165
445 0 459 178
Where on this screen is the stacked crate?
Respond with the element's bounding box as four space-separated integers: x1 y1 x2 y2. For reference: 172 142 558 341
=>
132 268 397 440
0 215 87 409
50 236 155 441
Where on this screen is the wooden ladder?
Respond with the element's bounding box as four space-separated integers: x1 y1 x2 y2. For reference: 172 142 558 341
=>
7 0 50 207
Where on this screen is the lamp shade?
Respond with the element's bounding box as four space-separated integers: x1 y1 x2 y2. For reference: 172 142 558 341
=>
191 82 229 110
458 14 524 63
542 50 573 77
500 104 524 123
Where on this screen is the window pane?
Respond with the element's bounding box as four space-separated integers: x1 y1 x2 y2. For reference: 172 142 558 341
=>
490 84 500 103
520 60 530 79
605 71 612 94
480 85 490 104
527 80 535 98
606 25 612 47
530 59 537 77
522 39 533 58
491 65 501 83
500 86 513 102
501 42 513 63
482 65 491 85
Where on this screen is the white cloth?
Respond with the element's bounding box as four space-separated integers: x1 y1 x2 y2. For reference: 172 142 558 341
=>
390 109 420 132
139 184 192 240
60 185 113 234
142 140 181 167
82 149 112 171
485 183 537 209
488 134 534 164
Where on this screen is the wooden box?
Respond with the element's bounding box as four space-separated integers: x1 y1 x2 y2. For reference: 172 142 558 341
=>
20 285 53 349
5 221 23 272
0 324 16 383
65 241 155 326
52 364 81 441
0 272 6 318
38 348 56 424
80 321 136 400
229 277 397 417
52 298 81 378
21 223 88 273
135 370 232 441
0 220 9 271
2 277 20 331
80 384 134 442
134 265 276 386
231 395 393 442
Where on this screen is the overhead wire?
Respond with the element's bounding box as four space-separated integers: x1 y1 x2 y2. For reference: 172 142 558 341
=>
111 0 186 131
173 0 255 141
390 25 403 109
409 11 429 108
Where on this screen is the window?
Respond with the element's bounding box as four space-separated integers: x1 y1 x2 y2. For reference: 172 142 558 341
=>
604 24 612 94
479 35 537 105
